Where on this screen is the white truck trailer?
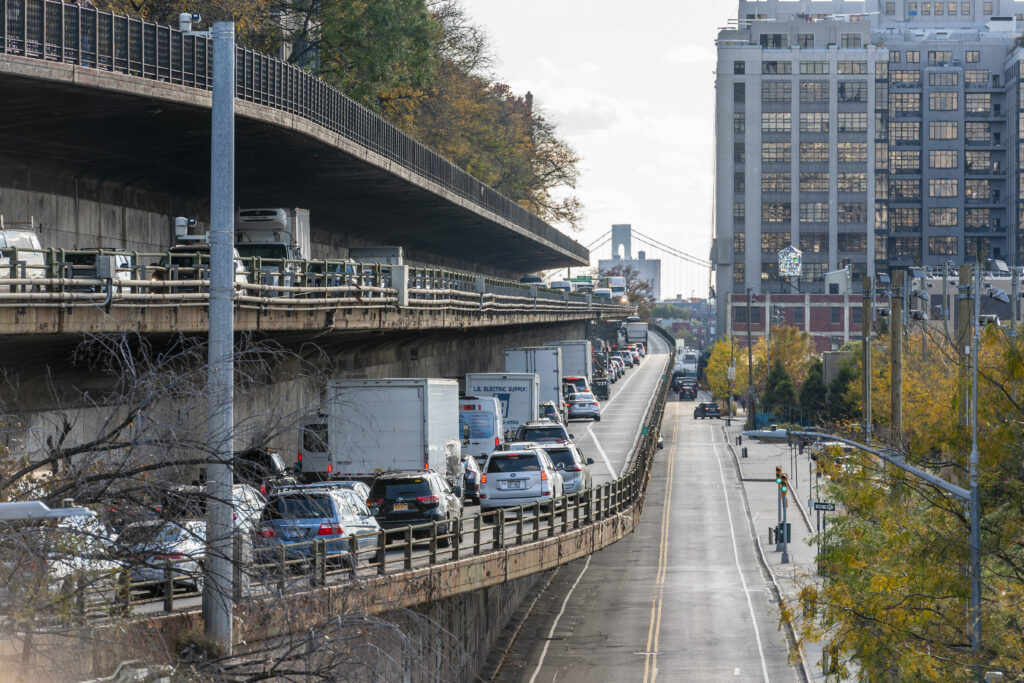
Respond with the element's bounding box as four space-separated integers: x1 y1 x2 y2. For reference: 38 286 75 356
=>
234 208 312 262
504 347 563 414
464 373 540 436
298 378 462 481
543 340 594 385
624 322 649 344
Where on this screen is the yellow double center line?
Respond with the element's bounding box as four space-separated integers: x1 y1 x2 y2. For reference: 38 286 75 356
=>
643 416 678 683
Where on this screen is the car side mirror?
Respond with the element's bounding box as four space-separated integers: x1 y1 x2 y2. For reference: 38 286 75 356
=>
586 458 595 465
569 434 575 439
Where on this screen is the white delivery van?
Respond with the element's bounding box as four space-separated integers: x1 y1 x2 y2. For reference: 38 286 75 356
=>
459 396 505 462
464 373 540 438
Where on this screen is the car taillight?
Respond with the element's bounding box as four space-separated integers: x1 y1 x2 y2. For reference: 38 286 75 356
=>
540 471 548 481
495 436 500 447
417 495 439 504
153 553 185 561
297 452 302 462
257 528 275 538
317 523 344 536
424 462 430 470
366 498 382 506
481 473 487 484
327 464 333 474
260 485 266 495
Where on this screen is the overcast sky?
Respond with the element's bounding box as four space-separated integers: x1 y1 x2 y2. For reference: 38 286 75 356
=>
463 0 735 299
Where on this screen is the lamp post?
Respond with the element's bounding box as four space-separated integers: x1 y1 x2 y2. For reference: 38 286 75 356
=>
968 265 982 658
746 288 755 429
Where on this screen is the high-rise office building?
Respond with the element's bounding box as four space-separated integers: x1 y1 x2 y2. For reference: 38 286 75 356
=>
713 0 1024 338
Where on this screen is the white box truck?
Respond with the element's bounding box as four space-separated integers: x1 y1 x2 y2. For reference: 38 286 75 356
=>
625 322 649 344
544 340 594 385
464 373 540 436
234 208 311 262
504 347 564 416
298 378 462 482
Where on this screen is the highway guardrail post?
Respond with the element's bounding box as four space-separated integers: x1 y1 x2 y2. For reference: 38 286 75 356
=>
375 531 387 575
404 528 414 570
312 540 326 586
278 546 287 589
495 509 505 549
533 501 542 541
348 534 359 579
451 519 461 561
429 522 438 564
516 508 524 545
163 562 174 612
473 514 482 555
548 501 556 538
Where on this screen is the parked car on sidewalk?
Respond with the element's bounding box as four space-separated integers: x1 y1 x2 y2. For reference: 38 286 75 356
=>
365 471 462 546
693 402 722 419
479 448 564 511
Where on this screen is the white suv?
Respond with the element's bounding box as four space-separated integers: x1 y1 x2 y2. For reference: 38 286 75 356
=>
479 448 564 511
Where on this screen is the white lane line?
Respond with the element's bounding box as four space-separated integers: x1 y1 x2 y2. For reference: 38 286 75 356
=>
527 554 593 683
711 437 771 683
587 422 617 477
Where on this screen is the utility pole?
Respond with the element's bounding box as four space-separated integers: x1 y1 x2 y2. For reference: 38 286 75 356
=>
890 270 904 442
862 277 873 440
957 266 974 427
205 21 236 654
746 288 755 429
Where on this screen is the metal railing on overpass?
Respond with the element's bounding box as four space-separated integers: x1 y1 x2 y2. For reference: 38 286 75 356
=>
0 247 623 316
0 0 587 262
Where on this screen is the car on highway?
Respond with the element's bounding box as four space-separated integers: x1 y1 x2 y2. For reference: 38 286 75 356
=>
636 343 647 357
563 375 590 394
539 400 563 424
519 274 544 284
540 444 594 495
514 420 574 445
365 471 462 546
626 347 641 364
626 315 641 323
460 455 483 503
289 480 371 501
694 402 722 419
609 357 624 378
567 392 601 421
158 484 266 535
257 487 380 567
612 351 632 368
122 519 206 597
678 385 697 401
479 448 564 511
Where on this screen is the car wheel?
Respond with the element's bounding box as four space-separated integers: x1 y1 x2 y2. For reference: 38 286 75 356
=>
595 415 601 421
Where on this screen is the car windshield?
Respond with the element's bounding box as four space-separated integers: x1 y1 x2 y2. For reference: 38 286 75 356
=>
264 494 333 520
520 427 567 442
235 244 288 260
370 479 431 499
487 455 542 473
544 448 576 469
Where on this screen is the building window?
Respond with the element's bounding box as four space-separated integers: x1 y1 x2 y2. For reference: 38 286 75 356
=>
965 150 991 171
890 121 920 142
965 92 991 113
983 1 993 14
760 33 789 49
734 263 745 284
890 179 921 200
798 34 815 49
929 150 958 169
838 202 868 223
885 1 896 14
890 69 920 84
838 142 868 163
734 61 746 75
734 113 746 133
761 232 790 251
799 202 829 222
762 142 792 162
761 203 792 224
799 232 829 253
750 307 763 323
891 208 922 229
734 305 747 322
799 263 829 284
831 307 841 324
762 82 792 103
964 70 989 83
929 236 959 255
875 234 888 259
890 149 921 172
799 112 829 133
800 61 829 75
934 2 944 14
761 112 792 133
793 307 805 324
762 173 792 193
733 233 746 252
966 237 992 259
800 81 829 103
965 208 990 228
841 34 862 49
800 173 829 192
734 83 746 103
906 51 920 64
891 237 921 256
929 92 958 111
929 207 959 226
838 172 867 193
800 142 829 163
961 1 971 14
735 143 746 163
762 61 792 75
876 142 889 172
966 50 980 63
876 177 889 200
838 61 868 75
876 62 889 79
889 51 901 63
929 73 960 87
837 81 868 103
853 307 863 324
890 92 921 114
928 53 954 67
877 204 889 228
928 121 958 139
838 113 868 132
966 179 992 200
965 121 991 142
734 202 745 223
734 172 746 194
929 179 959 197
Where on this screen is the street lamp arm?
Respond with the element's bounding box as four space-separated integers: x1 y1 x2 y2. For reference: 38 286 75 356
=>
788 431 970 501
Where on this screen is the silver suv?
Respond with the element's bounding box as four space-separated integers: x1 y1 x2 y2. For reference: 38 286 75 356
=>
514 420 574 445
539 443 594 495
480 448 564 511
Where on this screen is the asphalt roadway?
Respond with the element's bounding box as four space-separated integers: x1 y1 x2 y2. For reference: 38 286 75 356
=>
493 397 801 683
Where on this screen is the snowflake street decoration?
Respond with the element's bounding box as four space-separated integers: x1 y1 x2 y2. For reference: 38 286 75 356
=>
778 246 802 277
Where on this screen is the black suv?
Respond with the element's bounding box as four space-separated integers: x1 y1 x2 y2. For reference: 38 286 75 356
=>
366 471 462 545
694 402 722 419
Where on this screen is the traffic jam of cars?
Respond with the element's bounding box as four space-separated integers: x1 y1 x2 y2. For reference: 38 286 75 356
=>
0 324 649 608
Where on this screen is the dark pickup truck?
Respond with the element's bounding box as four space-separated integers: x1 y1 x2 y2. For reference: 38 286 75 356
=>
693 402 721 419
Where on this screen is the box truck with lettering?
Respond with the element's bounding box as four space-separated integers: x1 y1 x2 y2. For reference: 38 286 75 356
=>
504 347 564 419
464 373 539 439
298 378 462 483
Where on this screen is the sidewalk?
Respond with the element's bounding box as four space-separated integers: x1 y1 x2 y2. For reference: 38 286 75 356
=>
722 418 829 682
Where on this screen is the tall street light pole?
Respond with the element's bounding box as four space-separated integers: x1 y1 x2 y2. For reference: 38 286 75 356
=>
205 21 236 654
968 265 982 657
746 288 755 429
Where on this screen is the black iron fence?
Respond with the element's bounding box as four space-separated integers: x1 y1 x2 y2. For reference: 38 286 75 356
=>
0 0 587 262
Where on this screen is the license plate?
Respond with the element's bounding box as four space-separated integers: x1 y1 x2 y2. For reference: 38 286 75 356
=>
504 480 525 489
392 503 408 511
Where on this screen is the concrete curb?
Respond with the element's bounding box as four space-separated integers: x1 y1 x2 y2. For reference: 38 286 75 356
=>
723 426 815 683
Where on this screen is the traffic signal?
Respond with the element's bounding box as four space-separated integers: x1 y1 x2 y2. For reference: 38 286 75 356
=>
780 474 790 500
775 466 783 485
